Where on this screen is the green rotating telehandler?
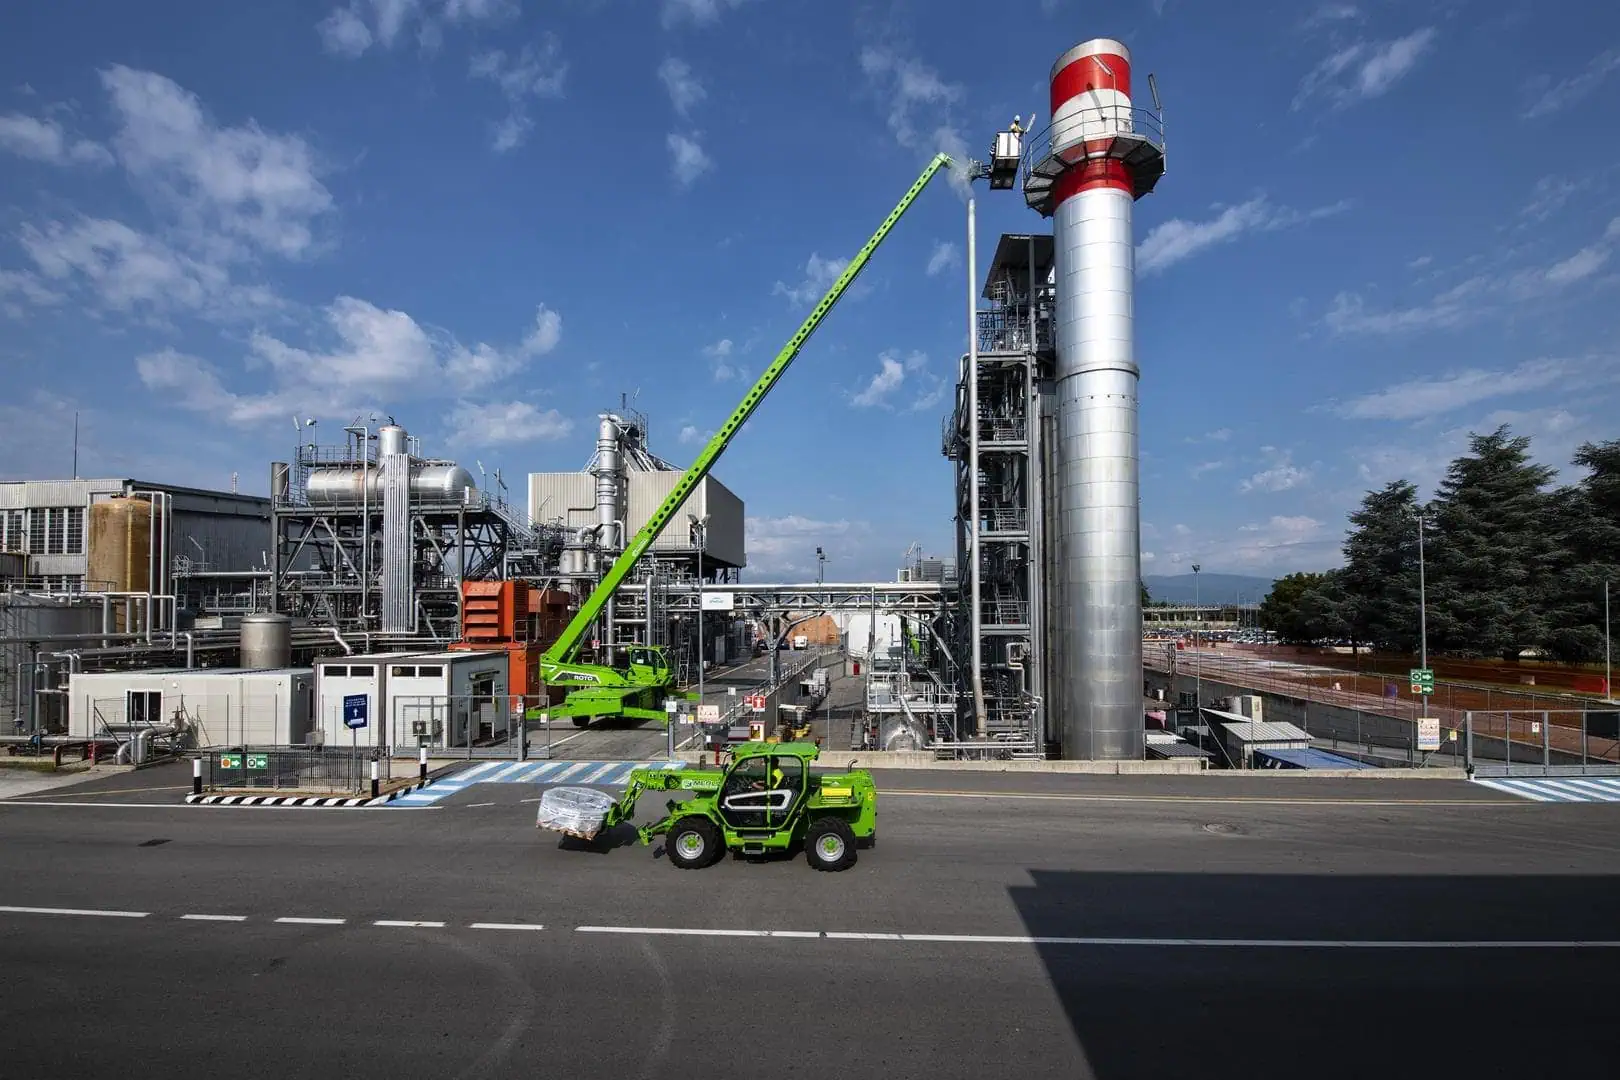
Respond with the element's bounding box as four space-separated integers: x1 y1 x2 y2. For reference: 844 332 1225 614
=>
526 153 960 729
537 741 877 871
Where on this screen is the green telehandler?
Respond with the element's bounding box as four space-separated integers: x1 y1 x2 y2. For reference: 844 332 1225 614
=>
536 741 877 872
525 152 961 729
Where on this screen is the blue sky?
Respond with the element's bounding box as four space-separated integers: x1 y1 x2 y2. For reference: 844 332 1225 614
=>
1 0 1617 583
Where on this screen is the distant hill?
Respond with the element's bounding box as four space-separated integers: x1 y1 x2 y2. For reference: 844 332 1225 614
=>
1143 573 1275 605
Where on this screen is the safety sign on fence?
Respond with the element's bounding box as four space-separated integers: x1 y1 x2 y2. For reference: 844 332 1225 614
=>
745 694 766 712
1416 717 1440 752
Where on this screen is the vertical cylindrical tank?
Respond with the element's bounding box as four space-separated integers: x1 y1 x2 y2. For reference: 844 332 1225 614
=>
88 498 152 632
1047 37 1147 760
0 593 102 732
377 424 409 458
270 462 290 505
593 414 624 552
239 613 293 669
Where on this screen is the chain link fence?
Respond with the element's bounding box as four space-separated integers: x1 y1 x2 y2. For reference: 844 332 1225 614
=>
1462 709 1620 775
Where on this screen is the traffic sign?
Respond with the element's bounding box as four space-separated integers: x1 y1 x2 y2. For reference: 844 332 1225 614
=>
219 754 241 770
343 693 369 730
745 694 766 712
664 698 679 714
1409 668 1434 695
246 754 268 770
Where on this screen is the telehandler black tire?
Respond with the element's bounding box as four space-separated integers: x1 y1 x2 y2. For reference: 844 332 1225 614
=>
805 817 857 872
668 817 722 870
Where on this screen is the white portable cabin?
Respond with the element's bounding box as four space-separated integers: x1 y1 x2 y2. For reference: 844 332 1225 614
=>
386 651 509 750
67 668 314 747
314 650 508 750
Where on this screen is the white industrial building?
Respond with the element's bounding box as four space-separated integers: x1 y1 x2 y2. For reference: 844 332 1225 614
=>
67 667 313 747
314 650 508 750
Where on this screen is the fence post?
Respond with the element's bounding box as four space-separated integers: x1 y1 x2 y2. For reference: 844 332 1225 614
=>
1464 711 1474 776
370 757 379 799
192 756 202 796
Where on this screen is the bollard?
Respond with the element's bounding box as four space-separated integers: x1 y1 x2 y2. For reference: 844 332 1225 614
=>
370 758 380 799
192 757 202 795
418 744 428 783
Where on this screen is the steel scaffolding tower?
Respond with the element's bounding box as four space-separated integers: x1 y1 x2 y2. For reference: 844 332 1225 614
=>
942 233 1056 756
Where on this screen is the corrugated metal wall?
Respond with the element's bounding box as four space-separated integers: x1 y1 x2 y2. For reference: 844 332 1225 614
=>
528 471 747 569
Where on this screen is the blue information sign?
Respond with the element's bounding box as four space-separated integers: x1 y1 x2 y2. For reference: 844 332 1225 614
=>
343 693 369 730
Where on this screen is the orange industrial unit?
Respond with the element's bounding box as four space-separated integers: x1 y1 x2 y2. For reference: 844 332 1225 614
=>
453 582 573 706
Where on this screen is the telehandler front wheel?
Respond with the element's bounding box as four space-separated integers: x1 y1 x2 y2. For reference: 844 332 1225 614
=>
805 817 857 872
668 817 722 870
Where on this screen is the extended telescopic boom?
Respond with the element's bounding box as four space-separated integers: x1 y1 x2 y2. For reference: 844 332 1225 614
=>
542 152 957 670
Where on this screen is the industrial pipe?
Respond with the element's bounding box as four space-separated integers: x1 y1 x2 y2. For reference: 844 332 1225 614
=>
183 631 195 669
966 192 988 738
327 627 354 655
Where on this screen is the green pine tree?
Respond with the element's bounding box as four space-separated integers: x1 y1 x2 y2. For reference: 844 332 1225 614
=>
1428 426 1557 660
1339 480 1422 652
1544 440 1620 661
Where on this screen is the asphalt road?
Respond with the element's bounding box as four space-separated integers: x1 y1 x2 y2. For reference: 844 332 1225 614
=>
3 773 1619 1079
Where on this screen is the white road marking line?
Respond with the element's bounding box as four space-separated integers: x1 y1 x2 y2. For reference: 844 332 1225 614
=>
453 761 507 782
469 922 547 931
879 790 1524 807
465 802 497 808
550 762 592 783
374 920 446 928
542 729 593 750
274 917 346 925
0 905 149 919
581 763 617 783
572 925 1620 948
487 762 531 783
180 914 247 922
0 801 443 810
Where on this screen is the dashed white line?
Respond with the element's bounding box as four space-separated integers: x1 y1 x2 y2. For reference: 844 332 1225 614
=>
469 922 547 931
374 920 446 928
180 913 247 922
0 905 149 919
274 917 346 925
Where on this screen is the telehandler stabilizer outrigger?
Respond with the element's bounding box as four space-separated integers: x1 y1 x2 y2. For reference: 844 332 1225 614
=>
560 742 877 872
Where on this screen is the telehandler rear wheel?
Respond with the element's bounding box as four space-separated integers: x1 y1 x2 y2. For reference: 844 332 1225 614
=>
805 817 857 872
668 817 722 870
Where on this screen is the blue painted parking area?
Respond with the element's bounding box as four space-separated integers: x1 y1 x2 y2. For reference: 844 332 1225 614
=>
387 759 685 807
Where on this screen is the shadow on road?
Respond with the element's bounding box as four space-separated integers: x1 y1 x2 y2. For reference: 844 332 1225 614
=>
1009 869 1620 1080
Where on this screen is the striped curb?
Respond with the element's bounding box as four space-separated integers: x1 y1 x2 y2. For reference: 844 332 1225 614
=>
184 777 436 808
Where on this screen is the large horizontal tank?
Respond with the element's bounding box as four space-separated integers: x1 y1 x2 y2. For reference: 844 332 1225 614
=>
239 612 292 669
304 463 478 508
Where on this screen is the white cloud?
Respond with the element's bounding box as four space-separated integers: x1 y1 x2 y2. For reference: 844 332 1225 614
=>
666 132 712 186
0 113 112 166
136 295 564 423
1239 449 1312 494
1190 460 1227 478
1302 3 1361 26
857 47 972 193
704 338 736 381
1521 47 1620 120
746 513 857 576
99 66 335 261
447 400 572 446
1332 357 1574 421
1159 515 1331 575
0 269 65 314
658 58 706 118
19 216 277 320
773 252 859 305
317 0 512 57
1327 218 1620 335
678 424 713 445
470 37 568 152
1184 427 1232 444
925 240 959 277
850 349 939 411
1521 175 1586 222
661 0 755 29
1137 196 1349 275
1293 27 1437 111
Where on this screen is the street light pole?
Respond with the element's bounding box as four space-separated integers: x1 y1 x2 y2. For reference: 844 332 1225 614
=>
1192 563 1202 721
1418 508 1428 722
690 513 708 708
816 546 825 586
